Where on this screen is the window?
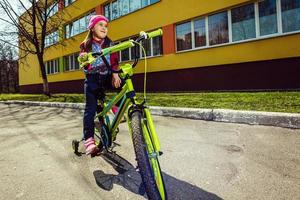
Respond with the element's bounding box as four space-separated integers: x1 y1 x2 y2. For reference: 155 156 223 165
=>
79 17 86 33
47 3 58 17
45 59 59 75
152 36 163 56
231 4 256 41
121 40 130 61
130 37 140 59
176 22 192 51
141 38 152 57
46 62 50 74
129 0 141 12
64 0 76 7
194 18 206 47
281 0 300 32
65 11 95 39
208 12 229 45
175 0 300 53
141 0 149 7
64 53 80 71
112 1 119 20
73 19 80 35
119 0 129 16
259 0 278 36
118 34 162 62
104 0 160 21
45 31 59 47
104 3 111 20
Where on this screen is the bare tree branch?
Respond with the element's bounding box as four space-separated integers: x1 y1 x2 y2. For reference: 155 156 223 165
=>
0 38 35 54
0 3 36 44
0 17 15 26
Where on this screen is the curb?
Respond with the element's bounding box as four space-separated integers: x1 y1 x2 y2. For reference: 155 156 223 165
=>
149 106 300 129
1 100 300 129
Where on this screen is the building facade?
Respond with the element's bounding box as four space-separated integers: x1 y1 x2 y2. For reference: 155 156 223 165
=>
19 0 300 93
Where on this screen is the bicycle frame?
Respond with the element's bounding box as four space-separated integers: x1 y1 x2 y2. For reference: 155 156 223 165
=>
94 63 161 153
74 28 167 200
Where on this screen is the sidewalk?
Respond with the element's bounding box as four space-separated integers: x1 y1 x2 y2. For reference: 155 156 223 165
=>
2 103 299 200
1 100 299 129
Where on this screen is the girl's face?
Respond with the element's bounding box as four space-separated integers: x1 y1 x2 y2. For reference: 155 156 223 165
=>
92 20 108 39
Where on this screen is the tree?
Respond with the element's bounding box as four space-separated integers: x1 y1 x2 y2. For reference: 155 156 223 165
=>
0 42 18 93
0 0 68 96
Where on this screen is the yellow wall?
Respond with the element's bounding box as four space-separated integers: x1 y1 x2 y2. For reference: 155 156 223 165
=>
108 0 252 40
19 0 300 86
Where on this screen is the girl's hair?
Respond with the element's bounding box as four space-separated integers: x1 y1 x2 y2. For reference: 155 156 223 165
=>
80 30 112 52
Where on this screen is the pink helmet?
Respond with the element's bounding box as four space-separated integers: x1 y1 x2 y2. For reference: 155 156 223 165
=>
88 15 109 30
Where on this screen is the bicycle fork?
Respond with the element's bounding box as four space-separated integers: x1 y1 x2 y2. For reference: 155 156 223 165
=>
127 106 162 157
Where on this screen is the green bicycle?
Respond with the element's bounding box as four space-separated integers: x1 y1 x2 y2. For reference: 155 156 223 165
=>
72 29 167 200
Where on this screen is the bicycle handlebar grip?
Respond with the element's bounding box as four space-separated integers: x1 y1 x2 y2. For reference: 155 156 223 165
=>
102 40 135 56
147 29 163 39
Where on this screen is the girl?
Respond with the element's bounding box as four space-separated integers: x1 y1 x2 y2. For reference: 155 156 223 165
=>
78 15 121 155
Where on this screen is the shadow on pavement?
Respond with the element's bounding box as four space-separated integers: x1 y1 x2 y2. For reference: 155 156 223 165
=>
93 152 223 200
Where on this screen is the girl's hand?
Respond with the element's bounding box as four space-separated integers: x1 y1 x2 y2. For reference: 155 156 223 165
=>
112 73 121 88
78 52 88 63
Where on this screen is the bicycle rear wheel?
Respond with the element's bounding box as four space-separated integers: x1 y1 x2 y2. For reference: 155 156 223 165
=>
131 111 167 200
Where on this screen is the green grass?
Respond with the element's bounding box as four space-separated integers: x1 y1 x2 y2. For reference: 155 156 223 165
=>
1 91 300 113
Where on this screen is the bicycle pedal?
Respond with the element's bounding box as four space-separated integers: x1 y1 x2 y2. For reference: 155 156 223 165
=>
107 149 116 154
159 151 163 156
90 148 102 157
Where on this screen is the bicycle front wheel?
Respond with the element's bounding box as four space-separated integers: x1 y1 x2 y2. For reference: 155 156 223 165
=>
131 111 167 200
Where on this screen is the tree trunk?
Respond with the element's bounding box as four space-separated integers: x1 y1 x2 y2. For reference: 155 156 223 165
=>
42 78 50 96
37 54 50 96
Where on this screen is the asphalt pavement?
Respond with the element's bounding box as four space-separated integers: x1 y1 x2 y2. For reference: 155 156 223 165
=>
0 104 299 200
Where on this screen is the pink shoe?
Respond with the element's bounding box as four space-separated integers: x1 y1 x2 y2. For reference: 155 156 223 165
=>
112 106 118 115
84 137 97 155
112 106 126 123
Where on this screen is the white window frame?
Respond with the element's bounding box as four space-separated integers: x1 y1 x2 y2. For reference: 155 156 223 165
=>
64 53 80 72
277 0 283 34
191 19 195 49
176 0 300 53
228 10 233 43
255 2 260 37
45 59 59 75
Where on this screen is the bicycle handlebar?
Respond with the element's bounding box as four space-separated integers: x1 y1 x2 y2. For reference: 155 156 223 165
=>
101 40 135 56
143 29 163 39
91 28 163 73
